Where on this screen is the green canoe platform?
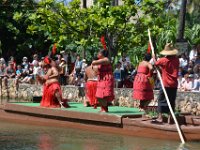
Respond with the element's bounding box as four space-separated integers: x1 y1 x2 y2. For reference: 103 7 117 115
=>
2 102 143 126
13 102 143 116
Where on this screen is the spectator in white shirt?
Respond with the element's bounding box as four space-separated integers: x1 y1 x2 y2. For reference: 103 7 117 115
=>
182 74 194 91
179 53 188 69
189 47 197 61
81 59 88 75
33 61 42 85
0 58 6 70
32 54 39 66
191 75 200 92
74 55 82 77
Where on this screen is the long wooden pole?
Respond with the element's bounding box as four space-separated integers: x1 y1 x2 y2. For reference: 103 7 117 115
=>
148 29 185 144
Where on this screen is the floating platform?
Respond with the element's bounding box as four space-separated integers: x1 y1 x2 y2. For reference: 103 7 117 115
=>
0 102 200 141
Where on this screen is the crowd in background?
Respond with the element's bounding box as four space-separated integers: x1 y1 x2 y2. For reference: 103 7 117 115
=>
177 46 200 92
113 45 200 92
0 45 200 92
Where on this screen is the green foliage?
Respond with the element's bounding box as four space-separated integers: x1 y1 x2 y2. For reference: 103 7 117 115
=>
155 0 200 53
26 0 167 65
185 24 200 46
0 0 49 62
0 0 199 65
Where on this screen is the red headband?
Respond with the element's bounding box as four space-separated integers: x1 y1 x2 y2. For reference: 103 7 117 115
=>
44 56 51 65
52 43 57 55
100 36 107 50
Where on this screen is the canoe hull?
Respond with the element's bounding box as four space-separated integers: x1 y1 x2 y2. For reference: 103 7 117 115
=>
0 103 200 141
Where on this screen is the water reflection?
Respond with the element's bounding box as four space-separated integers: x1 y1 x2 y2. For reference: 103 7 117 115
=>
38 134 54 150
0 120 199 150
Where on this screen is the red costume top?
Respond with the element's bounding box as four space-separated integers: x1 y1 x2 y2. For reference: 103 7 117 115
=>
133 65 154 101
155 56 179 88
96 64 114 101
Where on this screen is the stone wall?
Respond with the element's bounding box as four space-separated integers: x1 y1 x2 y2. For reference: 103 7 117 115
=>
1 79 200 115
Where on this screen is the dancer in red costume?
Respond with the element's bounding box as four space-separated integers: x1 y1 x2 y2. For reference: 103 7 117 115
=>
84 58 98 108
133 53 154 113
92 49 114 112
37 56 69 108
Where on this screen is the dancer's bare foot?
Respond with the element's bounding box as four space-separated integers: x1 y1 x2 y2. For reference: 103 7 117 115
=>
93 104 97 109
168 115 173 124
83 101 89 107
156 113 163 123
156 118 163 123
99 106 108 113
60 102 65 109
151 119 163 124
139 108 144 112
83 103 88 107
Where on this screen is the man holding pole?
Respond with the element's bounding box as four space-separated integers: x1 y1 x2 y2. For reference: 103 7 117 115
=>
153 43 179 124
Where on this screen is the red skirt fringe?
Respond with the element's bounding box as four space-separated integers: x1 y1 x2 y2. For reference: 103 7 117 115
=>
86 81 97 105
96 78 114 102
133 74 154 101
40 82 62 108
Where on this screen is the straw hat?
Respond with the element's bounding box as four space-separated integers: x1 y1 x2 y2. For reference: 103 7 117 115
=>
160 43 178 56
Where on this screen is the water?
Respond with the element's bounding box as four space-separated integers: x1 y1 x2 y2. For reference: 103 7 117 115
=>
0 120 199 150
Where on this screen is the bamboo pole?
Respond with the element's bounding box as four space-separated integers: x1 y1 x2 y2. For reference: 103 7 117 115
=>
148 29 185 144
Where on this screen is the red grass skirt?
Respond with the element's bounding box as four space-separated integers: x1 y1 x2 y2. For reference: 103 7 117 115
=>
96 78 114 102
40 82 62 108
133 73 154 101
86 81 97 106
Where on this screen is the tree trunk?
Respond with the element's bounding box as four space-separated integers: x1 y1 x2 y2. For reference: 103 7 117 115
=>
83 0 87 8
177 0 187 42
82 0 87 58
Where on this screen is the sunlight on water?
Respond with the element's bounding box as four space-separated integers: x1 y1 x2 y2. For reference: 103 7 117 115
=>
0 120 199 150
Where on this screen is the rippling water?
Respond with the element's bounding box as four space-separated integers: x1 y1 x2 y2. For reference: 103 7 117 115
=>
0 120 199 150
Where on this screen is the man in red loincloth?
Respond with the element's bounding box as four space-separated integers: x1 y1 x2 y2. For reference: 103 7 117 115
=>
37 56 69 108
84 57 98 108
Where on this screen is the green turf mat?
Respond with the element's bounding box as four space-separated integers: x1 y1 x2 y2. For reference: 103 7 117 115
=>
11 102 143 116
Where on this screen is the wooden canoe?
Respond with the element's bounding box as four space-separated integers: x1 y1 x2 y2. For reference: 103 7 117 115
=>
0 103 200 141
